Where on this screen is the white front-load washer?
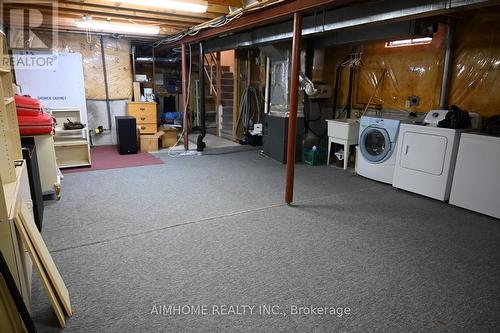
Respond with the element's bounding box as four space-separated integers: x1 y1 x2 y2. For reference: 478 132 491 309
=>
392 111 480 201
357 116 402 184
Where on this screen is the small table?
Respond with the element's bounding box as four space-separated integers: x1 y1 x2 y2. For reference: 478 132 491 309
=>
326 119 360 169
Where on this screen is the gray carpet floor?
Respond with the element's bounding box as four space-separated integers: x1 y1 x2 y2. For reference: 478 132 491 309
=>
31 150 500 332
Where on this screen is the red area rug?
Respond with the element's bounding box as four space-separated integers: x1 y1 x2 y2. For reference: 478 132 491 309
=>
62 145 164 174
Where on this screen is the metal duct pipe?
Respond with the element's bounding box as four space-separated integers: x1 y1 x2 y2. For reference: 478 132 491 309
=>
100 35 112 130
204 0 493 52
439 18 455 109
131 45 136 81
182 43 189 151
197 41 206 152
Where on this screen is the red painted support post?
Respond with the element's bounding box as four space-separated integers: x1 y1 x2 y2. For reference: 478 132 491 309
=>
181 43 189 151
285 12 303 204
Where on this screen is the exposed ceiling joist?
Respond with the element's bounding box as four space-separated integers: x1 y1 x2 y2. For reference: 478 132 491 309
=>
61 0 230 17
4 3 205 27
2 0 237 40
208 0 242 7
156 0 362 49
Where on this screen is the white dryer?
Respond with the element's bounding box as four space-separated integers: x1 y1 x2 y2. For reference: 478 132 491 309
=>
392 110 480 201
357 116 402 184
449 132 500 219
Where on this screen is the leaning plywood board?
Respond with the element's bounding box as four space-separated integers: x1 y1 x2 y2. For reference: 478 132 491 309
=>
14 210 66 328
16 202 73 317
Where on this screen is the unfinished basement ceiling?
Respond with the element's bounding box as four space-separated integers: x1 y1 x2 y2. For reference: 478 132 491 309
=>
1 0 245 43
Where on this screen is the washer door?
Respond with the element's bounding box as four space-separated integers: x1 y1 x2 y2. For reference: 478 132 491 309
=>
360 127 392 163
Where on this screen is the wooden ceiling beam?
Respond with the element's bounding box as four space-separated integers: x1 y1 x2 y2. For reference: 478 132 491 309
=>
6 13 182 37
60 0 228 18
22 28 163 42
209 0 242 7
4 4 200 28
56 3 210 24
4 3 212 25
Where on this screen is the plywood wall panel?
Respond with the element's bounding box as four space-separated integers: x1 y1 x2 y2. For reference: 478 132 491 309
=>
10 31 132 100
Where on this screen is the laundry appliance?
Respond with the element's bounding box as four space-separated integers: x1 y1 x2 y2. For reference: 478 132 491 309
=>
357 115 403 184
449 132 500 219
392 110 480 201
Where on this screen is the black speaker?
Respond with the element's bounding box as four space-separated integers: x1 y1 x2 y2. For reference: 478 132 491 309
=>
115 116 138 154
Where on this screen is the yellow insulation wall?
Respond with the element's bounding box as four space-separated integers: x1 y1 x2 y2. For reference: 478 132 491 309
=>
449 12 500 116
325 10 500 117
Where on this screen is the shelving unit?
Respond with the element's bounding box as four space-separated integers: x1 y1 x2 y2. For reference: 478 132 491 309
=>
0 30 33 331
51 107 91 168
0 31 22 185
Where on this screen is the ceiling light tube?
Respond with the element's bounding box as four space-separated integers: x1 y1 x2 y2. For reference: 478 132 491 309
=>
75 20 160 35
101 0 208 13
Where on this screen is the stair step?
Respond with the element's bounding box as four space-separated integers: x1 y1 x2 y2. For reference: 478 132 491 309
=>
205 65 230 72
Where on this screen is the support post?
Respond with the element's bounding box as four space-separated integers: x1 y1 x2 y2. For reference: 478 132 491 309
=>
215 52 222 137
181 43 189 151
197 41 206 151
285 12 303 204
152 46 156 95
439 18 455 109
100 35 112 130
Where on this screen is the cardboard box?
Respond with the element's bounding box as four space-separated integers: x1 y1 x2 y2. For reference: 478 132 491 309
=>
133 82 141 102
159 127 178 148
140 131 164 152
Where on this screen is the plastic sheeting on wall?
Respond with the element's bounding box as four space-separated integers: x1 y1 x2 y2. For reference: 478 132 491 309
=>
449 11 500 117
354 26 445 114
9 30 132 100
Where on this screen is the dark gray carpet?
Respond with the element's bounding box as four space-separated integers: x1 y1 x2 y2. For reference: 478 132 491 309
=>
31 150 500 332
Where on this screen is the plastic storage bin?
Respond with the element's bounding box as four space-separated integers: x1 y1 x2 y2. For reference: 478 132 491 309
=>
304 147 327 166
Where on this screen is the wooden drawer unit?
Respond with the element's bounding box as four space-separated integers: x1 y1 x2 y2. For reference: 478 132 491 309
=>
127 102 157 134
137 123 157 134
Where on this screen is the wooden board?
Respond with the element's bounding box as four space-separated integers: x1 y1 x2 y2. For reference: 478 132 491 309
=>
133 82 141 102
16 202 73 317
13 209 66 328
10 31 133 100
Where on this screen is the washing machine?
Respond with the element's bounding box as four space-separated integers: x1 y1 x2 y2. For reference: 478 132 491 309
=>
357 116 402 184
392 110 480 201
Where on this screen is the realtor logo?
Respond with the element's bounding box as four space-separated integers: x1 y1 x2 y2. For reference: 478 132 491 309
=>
1 0 59 69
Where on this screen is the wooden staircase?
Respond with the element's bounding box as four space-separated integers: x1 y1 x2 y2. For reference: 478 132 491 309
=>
202 61 235 140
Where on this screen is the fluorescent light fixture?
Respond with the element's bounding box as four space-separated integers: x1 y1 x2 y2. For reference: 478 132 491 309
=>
75 20 160 35
101 0 208 13
385 37 433 48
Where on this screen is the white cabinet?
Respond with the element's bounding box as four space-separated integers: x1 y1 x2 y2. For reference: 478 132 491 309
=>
450 133 500 219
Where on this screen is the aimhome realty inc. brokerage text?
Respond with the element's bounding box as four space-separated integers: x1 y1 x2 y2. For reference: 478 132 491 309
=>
151 304 351 317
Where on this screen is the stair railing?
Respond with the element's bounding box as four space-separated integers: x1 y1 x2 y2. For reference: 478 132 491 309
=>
203 53 218 97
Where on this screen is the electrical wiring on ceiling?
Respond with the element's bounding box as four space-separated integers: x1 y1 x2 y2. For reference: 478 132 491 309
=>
153 0 285 48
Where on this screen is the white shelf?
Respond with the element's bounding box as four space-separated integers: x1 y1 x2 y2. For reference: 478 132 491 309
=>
54 139 88 146
51 107 91 169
